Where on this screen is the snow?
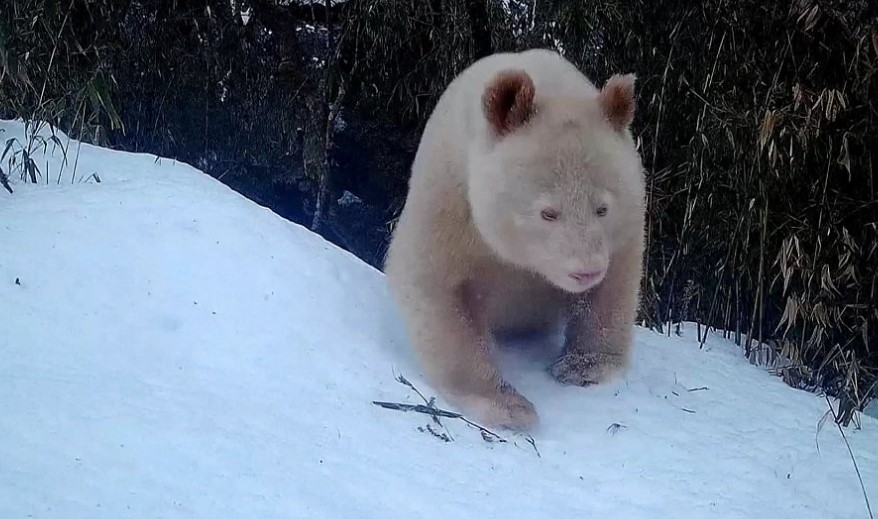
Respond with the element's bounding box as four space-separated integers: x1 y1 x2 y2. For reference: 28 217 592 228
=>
1 118 876 518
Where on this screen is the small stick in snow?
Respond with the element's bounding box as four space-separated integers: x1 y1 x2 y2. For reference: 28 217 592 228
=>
460 418 508 442
525 435 541 457
372 400 508 443
418 424 452 443
686 386 709 392
372 401 463 418
394 372 432 407
606 423 628 435
380 371 519 447
481 430 499 443
392 371 453 440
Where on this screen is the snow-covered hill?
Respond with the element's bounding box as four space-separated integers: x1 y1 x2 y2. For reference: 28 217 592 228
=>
1 119 875 518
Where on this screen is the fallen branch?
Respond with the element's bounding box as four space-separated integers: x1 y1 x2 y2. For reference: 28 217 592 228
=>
372 401 463 419
393 371 452 440
377 371 547 455
372 399 507 443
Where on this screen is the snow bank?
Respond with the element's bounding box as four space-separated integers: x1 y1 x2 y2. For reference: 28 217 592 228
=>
0 119 875 518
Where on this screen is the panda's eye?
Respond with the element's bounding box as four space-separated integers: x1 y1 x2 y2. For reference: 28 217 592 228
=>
596 205 608 217
540 208 559 221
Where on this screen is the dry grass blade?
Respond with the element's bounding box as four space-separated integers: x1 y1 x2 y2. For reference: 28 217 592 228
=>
0 166 12 194
821 396 874 519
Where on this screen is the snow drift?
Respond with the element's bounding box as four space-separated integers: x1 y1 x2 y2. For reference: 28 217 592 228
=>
0 119 875 518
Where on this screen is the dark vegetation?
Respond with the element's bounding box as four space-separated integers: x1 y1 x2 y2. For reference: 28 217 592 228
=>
1 0 876 425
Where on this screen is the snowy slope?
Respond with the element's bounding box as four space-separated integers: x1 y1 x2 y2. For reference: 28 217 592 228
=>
0 119 875 519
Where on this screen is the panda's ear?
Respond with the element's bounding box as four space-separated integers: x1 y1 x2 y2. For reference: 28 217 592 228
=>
482 69 535 138
598 73 637 132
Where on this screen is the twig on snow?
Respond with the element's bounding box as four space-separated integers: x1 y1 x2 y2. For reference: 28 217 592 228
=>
418 424 452 443
372 399 507 443
607 423 628 435
525 435 541 457
372 401 460 418
393 370 453 440
378 371 548 456
390 371 510 442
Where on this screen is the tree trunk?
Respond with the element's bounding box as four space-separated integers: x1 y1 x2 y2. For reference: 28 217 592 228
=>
466 0 493 60
310 0 342 233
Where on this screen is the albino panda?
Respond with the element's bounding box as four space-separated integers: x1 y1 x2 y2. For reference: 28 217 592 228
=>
384 49 646 431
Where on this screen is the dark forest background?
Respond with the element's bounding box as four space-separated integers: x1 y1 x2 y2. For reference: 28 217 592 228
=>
1 0 876 425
